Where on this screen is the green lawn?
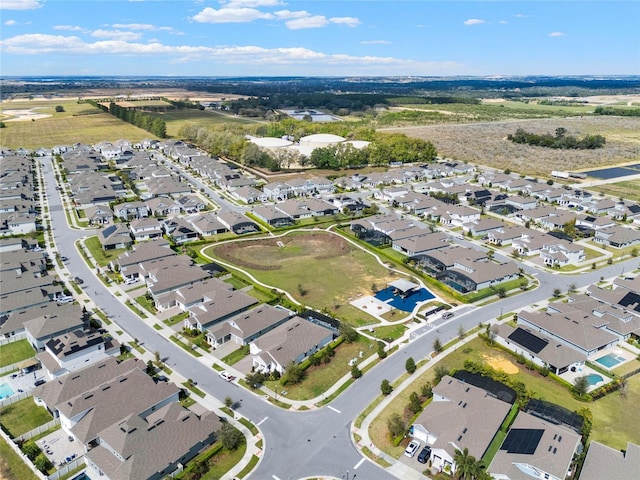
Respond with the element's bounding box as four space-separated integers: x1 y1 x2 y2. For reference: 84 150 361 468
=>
0 437 39 480
84 236 129 267
0 340 36 368
368 323 408 343
263 336 374 400
369 336 640 455
159 108 258 137
206 231 398 325
590 179 640 203
164 311 190 326
0 397 53 438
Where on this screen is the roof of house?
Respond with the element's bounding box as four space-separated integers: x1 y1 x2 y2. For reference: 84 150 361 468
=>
117 240 174 268
253 317 333 367
579 441 640 480
413 375 512 460
488 411 581 480
190 288 258 328
228 304 292 340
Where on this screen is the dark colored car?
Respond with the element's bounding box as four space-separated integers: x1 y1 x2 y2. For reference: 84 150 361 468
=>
417 446 432 464
74 277 84 284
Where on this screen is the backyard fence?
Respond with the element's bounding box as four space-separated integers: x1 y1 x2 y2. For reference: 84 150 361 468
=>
622 366 640 379
47 457 85 480
15 418 60 443
0 426 47 480
0 390 30 409
0 331 27 346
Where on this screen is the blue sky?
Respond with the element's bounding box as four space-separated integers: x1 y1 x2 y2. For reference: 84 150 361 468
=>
1 0 638 77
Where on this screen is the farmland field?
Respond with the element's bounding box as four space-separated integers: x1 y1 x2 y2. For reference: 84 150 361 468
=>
206 231 400 324
0 99 153 148
382 115 640 177
157 109 260 137
589 179 640 202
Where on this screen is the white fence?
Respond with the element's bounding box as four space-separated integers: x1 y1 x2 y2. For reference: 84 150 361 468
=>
47 457 86 480
0 390 31 408
0 331 27 346
15 418 61 443
0 426 47 480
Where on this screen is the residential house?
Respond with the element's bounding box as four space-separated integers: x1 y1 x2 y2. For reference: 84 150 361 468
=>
24 306 89 351
594 225 640 248
252 204 295 228
188 213 228 236
185 288 258 332
177 194 207 213
113 201 149 221
262 182 292 202
231 186 268 204
83 205 114 225
438 204 481 228
579 441 640 480
163 217 199 244
145 196 181 218
505 195 538 211
489 411 581 480
114 239 174 280
250 317 335 375
129 217 163 242
144 256 211 298
392 232 449 257
217 211 260 235
206 304 292 347
409 375 511 474
98 224 133 250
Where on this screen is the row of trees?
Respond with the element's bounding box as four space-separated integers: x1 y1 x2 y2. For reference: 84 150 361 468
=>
507 127 605 150
594 106 640 117
87 100 167 138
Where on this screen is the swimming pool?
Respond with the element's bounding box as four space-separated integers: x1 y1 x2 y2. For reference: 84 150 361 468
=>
595 353 625 369
374 287 435 312
0 383 15 399
585 373 604 386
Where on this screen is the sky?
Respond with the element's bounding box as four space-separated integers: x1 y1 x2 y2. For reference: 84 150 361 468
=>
1 0 639 77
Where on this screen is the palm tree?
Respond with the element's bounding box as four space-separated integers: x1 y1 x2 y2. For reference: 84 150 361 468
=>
453 448 486 480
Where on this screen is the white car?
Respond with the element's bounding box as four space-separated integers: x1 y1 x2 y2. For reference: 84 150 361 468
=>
56 296 75 304
124 277 139 285
219 371 235 382
404 440 420 458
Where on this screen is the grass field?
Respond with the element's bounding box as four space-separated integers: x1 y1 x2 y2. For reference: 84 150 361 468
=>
158 109 259 137
0 437 39 480
206 231 399 324
369 337 640 456
263 336 374 400
0 397 53 438
383 115 640 177
84 235 129 267
0 340 36 368
590 179 640 203
0 99 154 149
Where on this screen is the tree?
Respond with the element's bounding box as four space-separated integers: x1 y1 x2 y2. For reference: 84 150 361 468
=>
146 360 155 376
246 371 267 388
351 364 362 379
408 391 422 414
573 376 590 397
420 382 433 399
34 454 52 473
432 337 443 354
224 396 234 409
453 448 485 480
281 362 306 385
568 282 577 294
218 422 244 450
386 412 406 438
339 322 359 343
434 364 449 384
55 105 65 112
553 288 562 298
457 324 465 339
377 341 387 359
380 379 393 395
22 442 40 460
405 356 417 374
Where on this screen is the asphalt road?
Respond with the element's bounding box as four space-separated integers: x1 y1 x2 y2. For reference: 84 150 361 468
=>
42 155 640 480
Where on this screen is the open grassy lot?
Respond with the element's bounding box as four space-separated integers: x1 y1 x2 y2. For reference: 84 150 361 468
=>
0 437 39 480
590 179 640 202
206 231 399 324
84 235 129 267
158 109 259 137
263 336 375 400
0 339 36 368
0 99 154 149
0 397 53 438
369 337 640 456
383 115 640 177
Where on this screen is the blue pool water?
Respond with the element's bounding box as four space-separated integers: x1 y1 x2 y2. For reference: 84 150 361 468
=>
595 353 625 369
585 373 604 386
374 287 435 312
0 383 15 399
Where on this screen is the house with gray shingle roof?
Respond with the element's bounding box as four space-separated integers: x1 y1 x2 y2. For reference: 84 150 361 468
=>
206 304 292 347
579 441 640 480
250 317 334 375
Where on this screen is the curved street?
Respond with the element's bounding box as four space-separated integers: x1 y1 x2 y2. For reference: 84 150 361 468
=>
40 155 639 480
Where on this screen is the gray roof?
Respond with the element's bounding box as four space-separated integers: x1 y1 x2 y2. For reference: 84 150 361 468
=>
413 375 511 460
24 309 87 341
87 402 221 480
155 277 233 308
489 411 581 480
190 288 258 328
579 441 640 480
0 303 82 335
253 317 334 368
117 239 174 268
228 304 292 340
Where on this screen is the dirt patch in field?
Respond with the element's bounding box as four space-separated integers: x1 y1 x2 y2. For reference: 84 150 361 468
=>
482 353 519 374
2 108 52 122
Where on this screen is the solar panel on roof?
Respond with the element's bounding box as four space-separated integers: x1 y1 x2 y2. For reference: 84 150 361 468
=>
618 292 640 313
508 328 548 354
501 428 544 455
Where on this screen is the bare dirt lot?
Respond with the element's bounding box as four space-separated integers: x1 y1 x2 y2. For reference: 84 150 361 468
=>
384 116 640 177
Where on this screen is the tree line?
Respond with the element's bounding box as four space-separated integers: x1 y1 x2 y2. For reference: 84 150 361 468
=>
87 101 167 138
507 127 605 150
594 106 640 117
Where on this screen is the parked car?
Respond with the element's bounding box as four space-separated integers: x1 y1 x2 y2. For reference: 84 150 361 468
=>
74 277 84 284
219 371 235 382
124 277 139 285
60 256 68 262
56 295 75 304
417 446 432 464
34 379 46 387
441 311 454 320
404 440 420 458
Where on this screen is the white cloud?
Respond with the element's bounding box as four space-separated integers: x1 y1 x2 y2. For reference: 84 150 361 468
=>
91 29 143 41
54 25 86 32
5 19 17 26
330 17 361 27
191 7 273 23
464 19 485 26
223 0 284 8
273 10 309 20
548 32 566 37
112 23 181 34
0 0 42 10
361 40 391 45
285 15 328 30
